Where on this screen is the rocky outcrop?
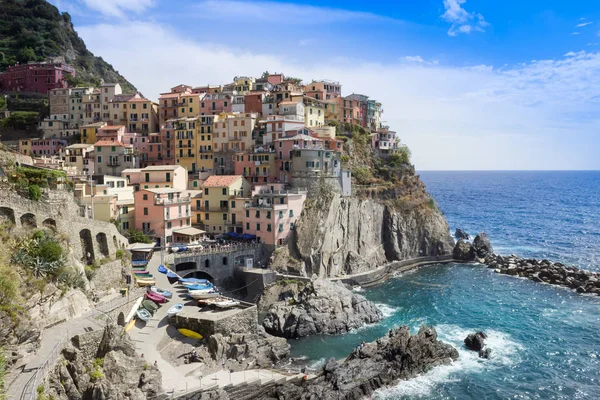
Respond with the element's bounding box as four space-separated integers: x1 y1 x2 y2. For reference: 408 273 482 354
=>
482 254 600 296
464 331 486 351
453 239 475 261
45 324 162 400
262 278 382 338
280 193 454 277
472 233 493 258
455 229 470 240
254 326 459 400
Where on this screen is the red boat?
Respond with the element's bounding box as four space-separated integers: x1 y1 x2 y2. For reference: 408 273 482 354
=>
145 291 167 304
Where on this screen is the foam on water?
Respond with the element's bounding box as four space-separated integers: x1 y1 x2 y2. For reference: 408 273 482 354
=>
374 302 398 319
352 286 365 292
374 325 524 399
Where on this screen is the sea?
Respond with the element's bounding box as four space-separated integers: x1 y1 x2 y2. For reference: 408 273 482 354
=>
289 171 600 399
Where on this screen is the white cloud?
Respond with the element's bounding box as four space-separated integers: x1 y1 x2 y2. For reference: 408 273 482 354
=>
80 0 154 18
576 21 593 27
442 0 489 36
193 0 394 25
572 32 581 35
76 22 600 170
404 56 440 65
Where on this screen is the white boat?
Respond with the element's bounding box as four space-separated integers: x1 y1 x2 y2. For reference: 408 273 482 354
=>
188 289 219 300
167 303 184 317
214 299 240 309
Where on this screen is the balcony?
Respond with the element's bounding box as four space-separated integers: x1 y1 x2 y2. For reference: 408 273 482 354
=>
155 196 191 205
198 148 212 153
226 221 243 228
165 211 191 220
107 160 120 167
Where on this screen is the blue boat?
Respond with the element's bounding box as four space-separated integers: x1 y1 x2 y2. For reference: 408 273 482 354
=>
179 278 210 284
132 260 148 267
166 271 180 284
185 283 214 291
158 265 168 274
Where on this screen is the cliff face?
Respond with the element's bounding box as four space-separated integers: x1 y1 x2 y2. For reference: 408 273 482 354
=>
277 191 453 278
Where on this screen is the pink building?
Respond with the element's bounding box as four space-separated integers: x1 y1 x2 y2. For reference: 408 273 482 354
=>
21 138 67 157
96 125 126 142
0 60 75 94
233 149 278 185
242 184 307 247
134 188 202 246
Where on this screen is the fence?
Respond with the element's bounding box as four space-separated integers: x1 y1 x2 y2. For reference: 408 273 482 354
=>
172 243 262 259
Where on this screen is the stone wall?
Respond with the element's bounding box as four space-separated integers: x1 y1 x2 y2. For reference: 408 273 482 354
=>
172 305 257 338
0 188 128 264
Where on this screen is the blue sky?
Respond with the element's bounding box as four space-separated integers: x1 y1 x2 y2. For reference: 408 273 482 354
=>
49 0 600 170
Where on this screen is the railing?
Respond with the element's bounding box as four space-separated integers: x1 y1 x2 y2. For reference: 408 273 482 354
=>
155 196 191 205
20 334 70 400
165 212 190 220
172 242 262 259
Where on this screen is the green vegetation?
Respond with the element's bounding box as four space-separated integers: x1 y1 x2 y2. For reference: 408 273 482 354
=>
115 249 124 259
387 147 412 167
351 166 374 185
28 184 41 201
0 111 39 130
125 228 152 244
0 0 135 92
0 96 6 109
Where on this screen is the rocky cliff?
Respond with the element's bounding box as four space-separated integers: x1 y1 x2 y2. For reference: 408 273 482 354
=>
273 191 454 278
262 278 382 338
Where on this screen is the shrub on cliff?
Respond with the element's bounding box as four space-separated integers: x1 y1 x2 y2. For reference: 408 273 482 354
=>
125 228 152 244
27 184 41 201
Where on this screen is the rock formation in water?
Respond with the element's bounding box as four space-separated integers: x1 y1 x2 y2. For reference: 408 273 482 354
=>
464 331 487 351
472 233 493 258
262 278 382 338
452 232 492 262
44 324 162 400
455 228 470 240
483 254 600 296
254 325 459 400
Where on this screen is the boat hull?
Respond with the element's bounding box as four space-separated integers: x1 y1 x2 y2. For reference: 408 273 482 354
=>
178 328 203 340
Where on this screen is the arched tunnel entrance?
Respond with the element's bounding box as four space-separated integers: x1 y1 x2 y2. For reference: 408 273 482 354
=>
20 213 37 228
42 218 56 231
80 229 95 265
0 207 15 226
96 232 109 257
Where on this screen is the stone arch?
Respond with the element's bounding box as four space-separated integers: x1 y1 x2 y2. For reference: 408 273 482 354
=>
185 270 214 282
0 207 16 226
42 218 56 231
80 229 95 264
96 232 109 257
174 261 196 273
20 213 37 228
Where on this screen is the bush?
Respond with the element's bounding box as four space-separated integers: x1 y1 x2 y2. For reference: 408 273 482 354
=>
340 155 350 163
352 167 373 185
89 366 104 382
115 249 124 259
84 265 96 281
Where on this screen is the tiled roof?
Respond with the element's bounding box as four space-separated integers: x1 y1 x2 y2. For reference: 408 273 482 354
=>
99 125 125 131
112 94 136 102
203 175 242 188
158 92 181 99
277 134 323 142
95 140 128 147
142 165 180 171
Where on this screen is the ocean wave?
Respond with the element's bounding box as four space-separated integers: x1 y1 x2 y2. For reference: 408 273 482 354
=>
352 286 364 292
374 324 524 399
374 302 398 319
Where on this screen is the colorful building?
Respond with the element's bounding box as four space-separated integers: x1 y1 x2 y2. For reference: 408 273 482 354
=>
303 97 326 128
213 112 258 152
80 122 107 144
60 143 95 176
303 80 342 101
199 175 250 234
0 59 75 94
233 149 277 185
94 140 138 176
242 184 307 247
122 165 187 191
19 138 67 157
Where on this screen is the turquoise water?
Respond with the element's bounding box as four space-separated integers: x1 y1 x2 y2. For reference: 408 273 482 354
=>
289 171 600 399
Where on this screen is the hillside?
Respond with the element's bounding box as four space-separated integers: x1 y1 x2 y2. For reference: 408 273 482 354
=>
0 0 136 92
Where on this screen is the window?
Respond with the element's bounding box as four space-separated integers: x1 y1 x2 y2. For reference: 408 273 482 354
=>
255 210 260 218
143 194 148 200
204 188 209 195
205 213 209 220
231 201 236 209
123 222 129 230
267 224 272 232
267 211 271 219
246 210 249 218
167 222 172 229
279 224 284 232
166 172 171 182
143 207 148 215
289 210 294 217
122 206 129 214
279 210 284 218
256 223 261 231
246 222 250 230
222 188 227 195
97 156 102 162
223 257 228 265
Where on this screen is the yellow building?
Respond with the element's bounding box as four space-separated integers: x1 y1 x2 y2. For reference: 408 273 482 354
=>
177 93 203 118
213 112 258 152
108 93 158 134
233 76 255 94
303 97 326 128
200 175 250 234
80 122 107 144
18 139 32 156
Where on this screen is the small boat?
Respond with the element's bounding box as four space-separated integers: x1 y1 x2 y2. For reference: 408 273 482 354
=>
134 271 152 276
142 299 159 314
136 278 156 287
148 286 172 299
167 271 181 284
157 265 168 274
145 291 167 304
178 328 203 340
179 277 210 285
125 318 136 332
188 289 219 300
214 299 240 309
136 308 152 322
184 283 214 291
132 260 149 267
125 296 144 323
167 303 184 317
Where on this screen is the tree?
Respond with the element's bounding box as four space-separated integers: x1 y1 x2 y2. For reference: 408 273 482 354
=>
261 71 270 78
125 229 152 244
16 47 36 63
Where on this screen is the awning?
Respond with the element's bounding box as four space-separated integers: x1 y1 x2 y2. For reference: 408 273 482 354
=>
173 227 206 236
127 243 154 252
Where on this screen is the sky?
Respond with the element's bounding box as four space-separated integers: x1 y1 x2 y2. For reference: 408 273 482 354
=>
48 0 600 170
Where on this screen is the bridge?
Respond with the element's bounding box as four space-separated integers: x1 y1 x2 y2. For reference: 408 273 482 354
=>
0 189 128 263
168 243 265 285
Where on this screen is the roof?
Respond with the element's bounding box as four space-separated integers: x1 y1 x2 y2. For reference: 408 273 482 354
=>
142 165 180 171
95 140 127 147
121 168 142 174
99 125 125 131
65 144 94 149
112 94 136 102
203 175 242 188
278 101 300 105
158 92 181 99
127 243 153 252
173 227 206 236
81 122 106 128
128 97 151 103
100 83 119 87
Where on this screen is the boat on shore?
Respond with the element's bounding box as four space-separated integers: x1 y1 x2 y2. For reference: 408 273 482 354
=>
167 303 184 317
178 328 203 340
158 265 168 274
214 299 240 309
125 296 144 323
148 286 172 298
136 308 152 322
179 277 210 285
145 291 167 304
184 282 214 291
189 290 220 300
142 299 159 314
136 278 156 287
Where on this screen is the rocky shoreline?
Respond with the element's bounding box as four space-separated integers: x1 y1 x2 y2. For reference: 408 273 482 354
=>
453 232 600 296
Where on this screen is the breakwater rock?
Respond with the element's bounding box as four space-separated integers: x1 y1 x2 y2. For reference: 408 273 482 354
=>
483 254 600 296
262 278 382 338
255 325 458 400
